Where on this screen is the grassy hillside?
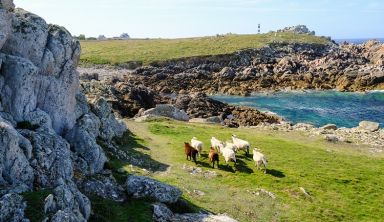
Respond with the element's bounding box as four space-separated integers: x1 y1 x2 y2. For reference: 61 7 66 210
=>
80 33 331 66
102 119 384 222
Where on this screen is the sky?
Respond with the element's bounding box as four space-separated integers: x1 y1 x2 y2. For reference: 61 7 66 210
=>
13 0 384 39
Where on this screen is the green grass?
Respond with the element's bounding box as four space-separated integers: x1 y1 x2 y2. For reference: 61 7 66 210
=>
80 33 331 66
23 189 53 222
89 196 153 222
110 119 384 222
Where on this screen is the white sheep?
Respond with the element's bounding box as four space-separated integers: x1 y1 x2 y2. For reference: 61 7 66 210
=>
232 134 250 155
253 148 267 173
210 137 225 153
222 147 236 166
222 141 237 153
191 137 203 157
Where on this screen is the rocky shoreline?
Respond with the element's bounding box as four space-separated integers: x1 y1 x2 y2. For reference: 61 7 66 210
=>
79 42 383 137
252 121 383 152
79 75 383 151
79 40 384 147
79 39 384 96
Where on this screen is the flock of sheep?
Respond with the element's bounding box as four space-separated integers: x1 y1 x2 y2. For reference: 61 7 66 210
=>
184 135 268 173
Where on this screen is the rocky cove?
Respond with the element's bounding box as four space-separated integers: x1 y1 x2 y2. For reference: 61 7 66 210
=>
78 34 384 149
1 0 384 220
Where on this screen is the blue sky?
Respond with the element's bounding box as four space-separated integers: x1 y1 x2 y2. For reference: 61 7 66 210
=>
14 0 384 39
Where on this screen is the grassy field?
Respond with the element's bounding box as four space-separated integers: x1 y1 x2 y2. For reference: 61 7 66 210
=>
21 119 384 221
80 33 331 66
98 118 384 222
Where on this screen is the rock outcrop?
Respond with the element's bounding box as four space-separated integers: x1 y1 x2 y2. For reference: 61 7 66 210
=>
0 193 28 222
276 25 316 35
358 120 380 132
126 175 182 204
255 121 383 151
80 39 384 96
136 104 190 122
151 203 238 222
172 93 280 127
0 1 127 220
81 80 168 117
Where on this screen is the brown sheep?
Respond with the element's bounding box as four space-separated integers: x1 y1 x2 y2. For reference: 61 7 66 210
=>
184 142 198 164
208 147 219 168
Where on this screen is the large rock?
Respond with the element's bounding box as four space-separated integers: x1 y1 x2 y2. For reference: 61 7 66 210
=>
126 175 182 203
0 0 15 11
321 124 337 130
65 113 107 174
152 203 174 222
173 93 228 119
89 97 127 141
81 80 166 118
0 0 129 220
43 180 91 222
358 121 380 132
151 203 238 222
140 104 189 121
0 193 29 222
216 67 236 79
0 120 34 187
277 25 315 35
0 0 13 50
19 129 73 187
78 173 126 202
0 8 80 135
2 8 48 67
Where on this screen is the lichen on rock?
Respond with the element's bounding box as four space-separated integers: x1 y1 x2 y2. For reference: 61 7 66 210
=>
0 0 127 220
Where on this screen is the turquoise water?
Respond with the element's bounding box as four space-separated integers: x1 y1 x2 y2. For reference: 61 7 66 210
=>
212 91 384 128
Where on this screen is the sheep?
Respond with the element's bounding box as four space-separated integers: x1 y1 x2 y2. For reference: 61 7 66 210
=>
221 147 236 166
210 137 225 153
208 147 220 168
232 134 250 155
184 142 198 164
222 142 236 153
253 148 267 173
191 137 203 158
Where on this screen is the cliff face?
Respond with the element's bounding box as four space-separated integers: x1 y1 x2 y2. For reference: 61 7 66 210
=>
0 6 80 134
0 1 126 221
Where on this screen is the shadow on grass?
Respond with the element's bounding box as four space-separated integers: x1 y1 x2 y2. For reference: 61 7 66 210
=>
167 197 210 214
266 169 285 178
115 130 150 151
188 152 254 174
218 164 236 173
101 130 170 184
89 196 153 222
234 159 254 174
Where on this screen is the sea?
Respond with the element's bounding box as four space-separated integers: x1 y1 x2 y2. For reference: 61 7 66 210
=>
334 38 384 44
212 91 384 128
